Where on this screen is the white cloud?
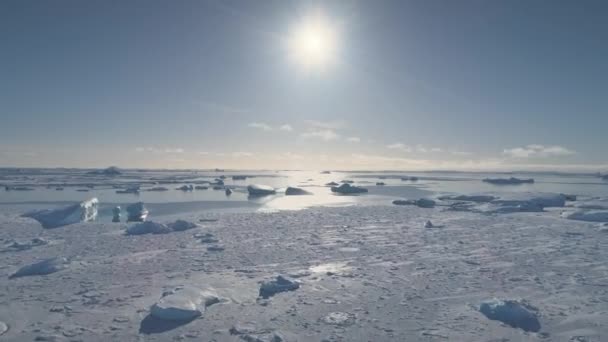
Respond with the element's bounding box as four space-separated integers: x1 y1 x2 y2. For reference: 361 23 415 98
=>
279 124 293 132
430 147 442 153
301 129 340 141
386 143 412 152
135 147 184 154
451 151 473 156
503 145 575 158
248 122 272 131
304 120 347 130
346 137 361 143
231 151 254 158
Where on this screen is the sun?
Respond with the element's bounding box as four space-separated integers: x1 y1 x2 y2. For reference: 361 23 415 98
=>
286 10 339 70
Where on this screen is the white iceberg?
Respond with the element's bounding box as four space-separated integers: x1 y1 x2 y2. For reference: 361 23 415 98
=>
10 257 69 279
247 184 276 196
150 286 221 321
22 198 98 228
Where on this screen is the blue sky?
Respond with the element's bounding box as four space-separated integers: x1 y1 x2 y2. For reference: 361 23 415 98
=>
1 0 607 170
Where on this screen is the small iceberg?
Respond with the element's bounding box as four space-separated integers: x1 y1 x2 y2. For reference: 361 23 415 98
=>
325 182 339 186
479 299 541 332
247 184 276 196
10 257 69 279
22 198 99 228
232 175 247 180
285 187 312 195
225 188 233 196
177 185 194 191
259 275 300 299
150 286 221 321
376 182 386 186
483 177 534 185
194 185 208 190
331 183 368 194
168 220 199 231
126 202 149 222
147 186 169 192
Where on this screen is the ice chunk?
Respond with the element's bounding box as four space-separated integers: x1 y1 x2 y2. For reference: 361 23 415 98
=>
150 286 220 321
0 321 7 336
225 188 233 196
483 177 534 185
177 185 194 191
285 187 312 195
424 220 434 228
126 202 148 222
169 220 198 231
376 182 386 186
259 275 300 299
22 198 99 228
479 299 540 332
331 183 368 194
247 184 276 196
147 187 169 192
562 210 608 222
126 221 171 235
232 175 247 180
325 182 339 186
392 198 435 208
112 206 121 223
10 257 69 279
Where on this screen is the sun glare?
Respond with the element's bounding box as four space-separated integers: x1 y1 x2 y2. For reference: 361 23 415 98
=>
287 10 339 70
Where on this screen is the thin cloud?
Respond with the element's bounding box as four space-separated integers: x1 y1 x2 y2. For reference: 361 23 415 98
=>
301 129 340 141
304 120 347 130
503 145 575 158
248 122 273 131
386 143 412 152
279 124 293 132
346 137 361 143
135 147 184 154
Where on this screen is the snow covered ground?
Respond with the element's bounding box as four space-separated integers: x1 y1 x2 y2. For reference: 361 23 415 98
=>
1 169 608 341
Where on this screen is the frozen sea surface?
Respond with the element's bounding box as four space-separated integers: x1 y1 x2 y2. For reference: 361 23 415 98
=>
0 168 608 340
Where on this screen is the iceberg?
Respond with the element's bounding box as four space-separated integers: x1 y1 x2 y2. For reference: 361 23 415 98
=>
22 198 99 228
331 183 368 194
479 299 540 332
10 257 69 279
247 184 276 196
285 187 312 195
126 202 148 222
150 286 221 321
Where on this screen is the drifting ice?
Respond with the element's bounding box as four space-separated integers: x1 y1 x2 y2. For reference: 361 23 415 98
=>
22 198 99 228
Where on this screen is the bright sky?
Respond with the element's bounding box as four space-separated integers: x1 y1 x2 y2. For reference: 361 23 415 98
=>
1 0 607 171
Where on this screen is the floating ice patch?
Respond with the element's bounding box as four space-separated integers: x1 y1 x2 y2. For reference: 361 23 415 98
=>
479 299 541 332
562 210 608 222
483 177 534 185
247 184 276 196
285 186 312 195
10 257 69 279
22 198 98 228
150 286 221 321
259 275 300 299
331 183 368 194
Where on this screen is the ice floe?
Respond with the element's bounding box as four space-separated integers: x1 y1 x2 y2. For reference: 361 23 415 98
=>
22 198 99 228
479 298 541 332
438 194 496 202
150 286 221 321
10 257 69 279
285 187 312 195
393 198 435 208
330 183 368 194
483 177 534 185
247 184 276 196
259 275 300 299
